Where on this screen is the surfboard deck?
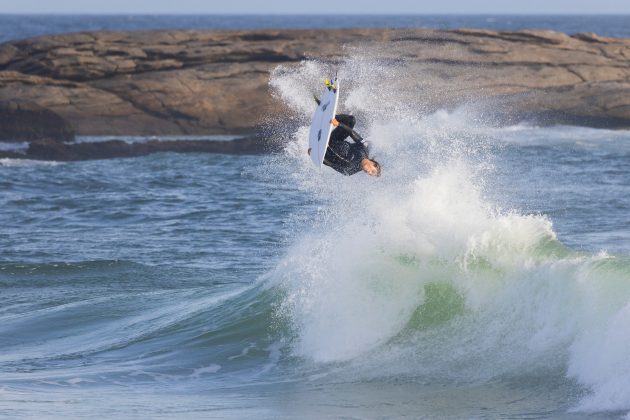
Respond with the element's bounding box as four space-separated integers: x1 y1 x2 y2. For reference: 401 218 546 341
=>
309 79 340 167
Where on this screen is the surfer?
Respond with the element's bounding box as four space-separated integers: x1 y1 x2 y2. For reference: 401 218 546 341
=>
320 114 381 177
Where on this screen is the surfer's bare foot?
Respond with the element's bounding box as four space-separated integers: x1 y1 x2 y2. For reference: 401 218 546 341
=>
330 118 339 127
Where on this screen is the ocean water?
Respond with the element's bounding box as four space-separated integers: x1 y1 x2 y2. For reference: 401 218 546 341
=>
1 14 629 43
2 53 630 418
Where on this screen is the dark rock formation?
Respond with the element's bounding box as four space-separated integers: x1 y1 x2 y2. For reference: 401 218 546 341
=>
0 100 75 142
0 28 629 139
8 136 276 161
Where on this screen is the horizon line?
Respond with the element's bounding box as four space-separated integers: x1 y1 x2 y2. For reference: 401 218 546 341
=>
1 12 629 16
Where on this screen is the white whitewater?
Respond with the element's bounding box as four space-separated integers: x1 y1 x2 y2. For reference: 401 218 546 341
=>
268 57 630 415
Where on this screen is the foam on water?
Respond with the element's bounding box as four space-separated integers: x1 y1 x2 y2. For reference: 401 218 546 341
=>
73 134 244 144
0 158 62 167
268 58 630 415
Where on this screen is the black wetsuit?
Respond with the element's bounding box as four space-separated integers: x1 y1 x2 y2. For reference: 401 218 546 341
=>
323 114 369 176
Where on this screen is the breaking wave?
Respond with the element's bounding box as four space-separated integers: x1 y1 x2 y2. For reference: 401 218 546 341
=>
267 58 630 415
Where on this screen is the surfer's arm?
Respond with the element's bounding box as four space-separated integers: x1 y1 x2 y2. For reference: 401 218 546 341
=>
331 117 366 146
338 122 365 144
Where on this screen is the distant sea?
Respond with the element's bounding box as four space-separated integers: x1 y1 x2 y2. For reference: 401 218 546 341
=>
0 14 629 43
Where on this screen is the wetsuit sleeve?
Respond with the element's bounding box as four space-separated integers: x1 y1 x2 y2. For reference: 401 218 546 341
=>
337 122 364 144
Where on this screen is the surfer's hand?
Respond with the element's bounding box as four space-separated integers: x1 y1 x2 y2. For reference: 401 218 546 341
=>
330 118 339 127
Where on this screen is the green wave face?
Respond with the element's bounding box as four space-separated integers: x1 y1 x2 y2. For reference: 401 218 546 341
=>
407 282 466 329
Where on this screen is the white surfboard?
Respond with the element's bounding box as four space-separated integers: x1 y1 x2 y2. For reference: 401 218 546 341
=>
309 79 340 167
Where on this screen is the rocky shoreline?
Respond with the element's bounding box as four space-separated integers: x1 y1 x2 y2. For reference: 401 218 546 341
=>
1 28 629 160
0 135 276 161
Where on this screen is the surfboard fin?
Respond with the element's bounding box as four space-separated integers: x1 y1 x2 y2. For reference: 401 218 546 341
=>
325 79 337 92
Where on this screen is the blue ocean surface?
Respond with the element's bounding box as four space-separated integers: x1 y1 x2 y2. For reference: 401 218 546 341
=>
2 14 630 420
0 14 629 43
3 116 630 419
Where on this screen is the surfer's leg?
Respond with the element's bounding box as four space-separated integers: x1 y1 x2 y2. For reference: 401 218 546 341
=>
329 127 349 144
330 115 355 143
335 114 356 128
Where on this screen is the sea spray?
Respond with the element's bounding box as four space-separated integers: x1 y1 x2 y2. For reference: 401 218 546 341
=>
268 57 630 415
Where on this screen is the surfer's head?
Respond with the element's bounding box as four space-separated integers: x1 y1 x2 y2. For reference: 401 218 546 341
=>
361 158 381 177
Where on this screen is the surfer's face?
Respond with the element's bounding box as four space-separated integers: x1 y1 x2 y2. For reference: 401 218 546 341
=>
361 159 380 177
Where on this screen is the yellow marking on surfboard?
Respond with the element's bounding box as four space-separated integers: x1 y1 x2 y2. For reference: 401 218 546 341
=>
325 79 336 92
